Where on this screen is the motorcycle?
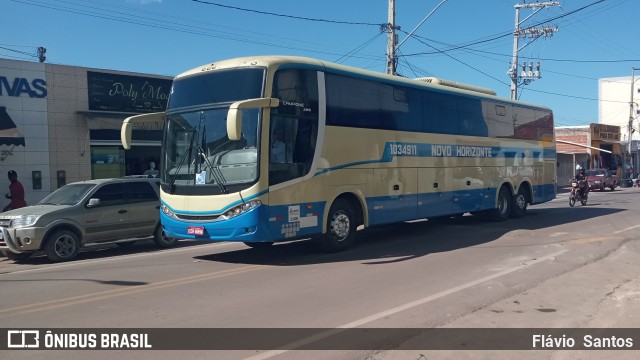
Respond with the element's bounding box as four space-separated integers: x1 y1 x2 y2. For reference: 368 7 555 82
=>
569 179 588 207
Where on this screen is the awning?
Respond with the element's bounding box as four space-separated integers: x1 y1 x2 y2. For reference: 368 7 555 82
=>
0 106 25 147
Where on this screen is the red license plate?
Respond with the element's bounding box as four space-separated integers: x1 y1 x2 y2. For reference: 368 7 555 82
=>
187 226 205 236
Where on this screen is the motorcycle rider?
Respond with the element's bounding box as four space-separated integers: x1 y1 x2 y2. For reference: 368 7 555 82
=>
575 168 589 198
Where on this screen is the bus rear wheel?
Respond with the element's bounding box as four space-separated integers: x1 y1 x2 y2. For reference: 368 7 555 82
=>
489 186 512 221
314 199 357 252
510 186 528 218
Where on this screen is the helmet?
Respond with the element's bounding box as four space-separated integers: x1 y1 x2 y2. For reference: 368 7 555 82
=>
7 170 16 177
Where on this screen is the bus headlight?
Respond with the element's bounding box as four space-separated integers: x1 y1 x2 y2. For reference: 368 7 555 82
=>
222 200 262 220
161 204 179 220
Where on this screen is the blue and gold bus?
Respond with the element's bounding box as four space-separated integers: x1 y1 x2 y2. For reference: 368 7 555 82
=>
121 56 556 251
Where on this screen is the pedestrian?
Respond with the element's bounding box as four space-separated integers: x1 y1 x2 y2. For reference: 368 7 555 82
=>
3 170 27 212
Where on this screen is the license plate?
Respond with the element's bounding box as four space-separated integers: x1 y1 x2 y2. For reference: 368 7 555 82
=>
187 226 205 236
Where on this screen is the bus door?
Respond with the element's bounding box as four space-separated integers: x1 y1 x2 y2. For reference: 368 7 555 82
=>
267 69 320 240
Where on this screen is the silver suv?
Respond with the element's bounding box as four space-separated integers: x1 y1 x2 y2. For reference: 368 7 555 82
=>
0 177 176 262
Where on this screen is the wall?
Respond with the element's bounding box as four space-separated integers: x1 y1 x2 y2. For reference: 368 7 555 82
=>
599 76 638 142
0 59 51 207
46 63 91 187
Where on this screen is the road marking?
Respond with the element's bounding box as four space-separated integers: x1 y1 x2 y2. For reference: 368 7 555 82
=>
244 249 567 360
0 264 265 318
0 242 236 276
613 224 640 234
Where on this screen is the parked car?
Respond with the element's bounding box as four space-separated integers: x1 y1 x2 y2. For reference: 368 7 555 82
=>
585 169 617 191
0 177 176 262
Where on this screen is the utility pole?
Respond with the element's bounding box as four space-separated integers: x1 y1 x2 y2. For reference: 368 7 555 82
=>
386 0 398 75
508 1 560 100
627 67 639 177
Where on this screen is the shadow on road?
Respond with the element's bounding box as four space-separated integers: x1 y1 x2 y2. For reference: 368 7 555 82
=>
1 238 207 266
196 206 625 266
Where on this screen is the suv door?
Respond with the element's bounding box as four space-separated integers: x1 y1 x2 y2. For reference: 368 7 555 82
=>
124 180 160 237
84 183 128 242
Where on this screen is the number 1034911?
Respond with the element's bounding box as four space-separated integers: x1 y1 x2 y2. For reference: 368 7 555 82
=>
389 144 417 156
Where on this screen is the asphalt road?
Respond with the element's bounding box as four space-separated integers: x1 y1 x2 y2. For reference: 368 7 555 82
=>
1 187 639 360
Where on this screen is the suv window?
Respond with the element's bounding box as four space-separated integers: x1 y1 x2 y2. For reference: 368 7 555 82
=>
91 183 125 207
125 182 159 203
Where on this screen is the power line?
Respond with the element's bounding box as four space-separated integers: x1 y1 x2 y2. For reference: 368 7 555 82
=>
0 46 37 58
403 31 640 64
191 0 383 26
401 0 606 57
399 30 510 86
335 30 385 64
10 0 382 62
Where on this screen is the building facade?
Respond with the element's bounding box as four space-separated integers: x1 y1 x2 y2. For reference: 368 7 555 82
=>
555 124 622 187
599 75 639 167
0 58 172 206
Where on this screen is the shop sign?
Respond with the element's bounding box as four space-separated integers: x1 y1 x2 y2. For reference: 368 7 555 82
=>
590 124 620 141
0 76 47 98
88 71 172 113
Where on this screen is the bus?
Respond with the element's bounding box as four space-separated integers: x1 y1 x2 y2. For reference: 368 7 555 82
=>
121 56 556 252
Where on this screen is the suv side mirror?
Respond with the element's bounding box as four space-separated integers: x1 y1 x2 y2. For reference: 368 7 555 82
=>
86 198 100 208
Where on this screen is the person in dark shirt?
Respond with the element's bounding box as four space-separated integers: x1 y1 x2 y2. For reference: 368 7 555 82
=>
3 170 27 212
575 169 589 198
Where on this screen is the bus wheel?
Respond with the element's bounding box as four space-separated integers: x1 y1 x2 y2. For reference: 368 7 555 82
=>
489 186 511 221
510 186 528 218
315 199 357 252
244 242 274 249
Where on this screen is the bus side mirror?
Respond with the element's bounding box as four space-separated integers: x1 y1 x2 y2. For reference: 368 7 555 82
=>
227 98 279 141
121 112 165 149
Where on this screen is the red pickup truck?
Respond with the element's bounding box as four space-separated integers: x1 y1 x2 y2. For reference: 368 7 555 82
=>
585 169 617 191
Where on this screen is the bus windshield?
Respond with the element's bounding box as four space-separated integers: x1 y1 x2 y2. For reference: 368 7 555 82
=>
162 68 265 194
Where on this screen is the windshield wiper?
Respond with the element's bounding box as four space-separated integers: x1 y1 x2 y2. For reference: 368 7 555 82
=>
196 145 228 194
168 128 196 194
195 114 229 194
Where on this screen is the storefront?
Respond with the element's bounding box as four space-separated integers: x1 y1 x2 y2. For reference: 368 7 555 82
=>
0 57 172 204
555 124 622 186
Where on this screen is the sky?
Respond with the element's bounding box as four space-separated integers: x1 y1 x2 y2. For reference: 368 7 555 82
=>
3 0 640 128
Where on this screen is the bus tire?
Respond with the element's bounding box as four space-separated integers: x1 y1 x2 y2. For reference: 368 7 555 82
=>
315 199 357 252
510 186 528 218
489 186 512 221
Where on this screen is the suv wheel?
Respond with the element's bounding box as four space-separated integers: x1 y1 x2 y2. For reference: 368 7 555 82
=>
153 225 177 248
45 230 80 262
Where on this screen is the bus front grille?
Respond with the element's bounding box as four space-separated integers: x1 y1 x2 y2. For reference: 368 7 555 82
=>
175 214 222 222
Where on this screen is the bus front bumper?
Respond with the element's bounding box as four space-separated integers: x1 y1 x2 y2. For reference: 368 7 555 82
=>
161 206 272 243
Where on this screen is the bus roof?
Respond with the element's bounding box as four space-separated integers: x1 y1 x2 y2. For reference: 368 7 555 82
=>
176 55 552 111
